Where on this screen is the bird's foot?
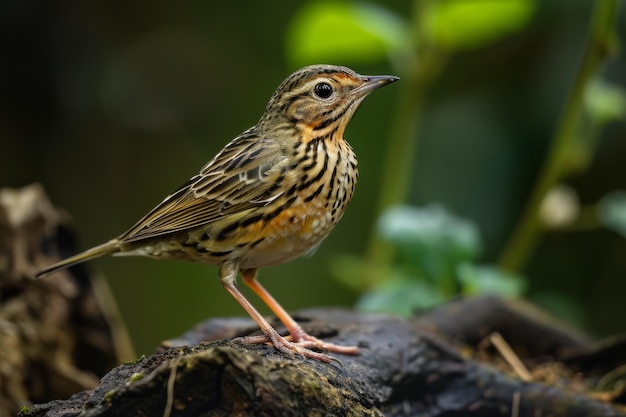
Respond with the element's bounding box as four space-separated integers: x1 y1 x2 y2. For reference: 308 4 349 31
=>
233 330 359 363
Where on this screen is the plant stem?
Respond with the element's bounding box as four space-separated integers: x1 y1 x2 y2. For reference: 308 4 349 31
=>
365 0 448 281
364 62 421 277
499 0 620 272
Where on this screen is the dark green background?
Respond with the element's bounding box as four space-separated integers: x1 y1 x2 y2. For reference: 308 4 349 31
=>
2 1 625 355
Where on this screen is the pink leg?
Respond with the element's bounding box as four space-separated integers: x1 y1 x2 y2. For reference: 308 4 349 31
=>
220 262 336 362
239 268 359 356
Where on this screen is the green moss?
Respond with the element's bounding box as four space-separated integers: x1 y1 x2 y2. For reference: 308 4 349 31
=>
17 405 31 416
128 372 145 383
103 388 118 403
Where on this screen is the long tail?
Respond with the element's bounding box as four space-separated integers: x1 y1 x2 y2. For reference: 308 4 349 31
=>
36 239 121 278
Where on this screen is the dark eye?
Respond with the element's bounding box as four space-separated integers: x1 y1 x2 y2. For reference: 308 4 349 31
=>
313 82 333 99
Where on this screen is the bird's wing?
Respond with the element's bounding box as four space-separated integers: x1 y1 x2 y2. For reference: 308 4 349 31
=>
118 132 290 243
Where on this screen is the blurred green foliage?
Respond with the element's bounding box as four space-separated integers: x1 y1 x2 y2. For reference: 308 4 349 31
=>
599 191 626 239
377 205 481 284
287 0 625 321
421 0 535 50
586 80 626 125
1 1 625 355
334 205 526 315
286 2 410 65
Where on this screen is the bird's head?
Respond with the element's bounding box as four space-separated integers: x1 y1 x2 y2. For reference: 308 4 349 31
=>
259 65 398 141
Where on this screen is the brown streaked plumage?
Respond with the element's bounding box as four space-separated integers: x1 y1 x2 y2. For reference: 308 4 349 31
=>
36 64 398 362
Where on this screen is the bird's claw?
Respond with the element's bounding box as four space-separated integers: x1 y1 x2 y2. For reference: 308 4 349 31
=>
233 332 357 364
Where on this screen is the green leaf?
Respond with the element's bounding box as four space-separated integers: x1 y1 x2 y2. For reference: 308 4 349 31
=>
356 276 445 316
598 191 626 239
457 263 526 297
285 2 410 66
377 205 481 283
585 79 626 125
422 0 535 50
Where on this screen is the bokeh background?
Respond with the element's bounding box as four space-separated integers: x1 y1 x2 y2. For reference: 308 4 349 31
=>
2 1 625 355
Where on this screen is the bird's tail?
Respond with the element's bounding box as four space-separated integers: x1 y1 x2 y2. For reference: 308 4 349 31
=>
36 239 121 278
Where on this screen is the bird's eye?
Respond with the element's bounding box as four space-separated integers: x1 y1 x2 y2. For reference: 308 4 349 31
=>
313 82 333 99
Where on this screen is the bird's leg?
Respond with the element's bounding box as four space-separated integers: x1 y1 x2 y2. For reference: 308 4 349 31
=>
219 262 335 362
239 268 359 356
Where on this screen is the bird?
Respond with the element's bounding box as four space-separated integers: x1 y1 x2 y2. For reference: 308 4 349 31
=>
36 64 399 362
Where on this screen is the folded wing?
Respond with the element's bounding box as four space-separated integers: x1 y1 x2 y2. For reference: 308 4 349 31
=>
119 132 289 243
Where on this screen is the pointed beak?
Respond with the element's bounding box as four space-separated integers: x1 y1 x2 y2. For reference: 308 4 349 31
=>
353 74 399 98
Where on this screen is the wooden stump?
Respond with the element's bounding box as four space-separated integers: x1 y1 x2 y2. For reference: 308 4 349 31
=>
0 184 133 416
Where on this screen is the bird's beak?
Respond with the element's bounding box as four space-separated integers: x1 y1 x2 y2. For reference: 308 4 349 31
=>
353 74 399 98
